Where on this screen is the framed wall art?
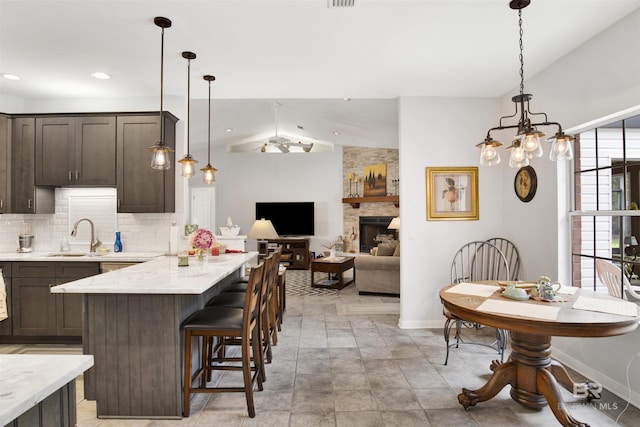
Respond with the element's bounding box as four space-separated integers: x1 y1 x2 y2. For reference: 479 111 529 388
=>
425 166 479 220
363 163 387 197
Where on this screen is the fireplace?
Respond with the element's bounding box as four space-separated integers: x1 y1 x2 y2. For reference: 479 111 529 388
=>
359 216 395 253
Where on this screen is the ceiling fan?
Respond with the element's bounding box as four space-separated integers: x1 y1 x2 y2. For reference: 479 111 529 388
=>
260 102 314 153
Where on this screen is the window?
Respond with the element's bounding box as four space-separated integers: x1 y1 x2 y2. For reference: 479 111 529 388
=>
571 114 640 296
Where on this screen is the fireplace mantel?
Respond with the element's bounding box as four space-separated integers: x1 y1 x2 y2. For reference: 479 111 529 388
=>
342 196 399 209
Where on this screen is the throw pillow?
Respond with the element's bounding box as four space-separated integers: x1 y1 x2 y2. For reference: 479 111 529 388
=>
376 242 397 256
393 243 400 257
370 247 378 256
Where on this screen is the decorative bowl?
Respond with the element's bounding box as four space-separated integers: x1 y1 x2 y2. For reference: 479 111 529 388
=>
219 226 240 236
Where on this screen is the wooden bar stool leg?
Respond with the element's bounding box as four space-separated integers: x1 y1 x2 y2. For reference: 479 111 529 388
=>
183 329 193 417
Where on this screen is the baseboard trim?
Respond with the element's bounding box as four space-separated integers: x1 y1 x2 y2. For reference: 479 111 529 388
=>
552 345 640 409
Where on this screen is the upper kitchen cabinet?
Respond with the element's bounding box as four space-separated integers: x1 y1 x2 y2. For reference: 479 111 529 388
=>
116 113 177 213
35 115 116 186
11 117 54 214
0 114 10 213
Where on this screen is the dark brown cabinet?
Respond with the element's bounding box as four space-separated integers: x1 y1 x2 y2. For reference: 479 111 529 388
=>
35 116 116 186
10 262 99 337
0 114 10 213
11 117 54 214
268 238 310 270
116 113 177 213
0 262 12 336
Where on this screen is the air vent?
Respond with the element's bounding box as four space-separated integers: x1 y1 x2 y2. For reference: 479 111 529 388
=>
328 0 355 8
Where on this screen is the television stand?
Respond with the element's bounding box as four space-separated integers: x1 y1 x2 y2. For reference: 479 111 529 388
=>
267 238 310 270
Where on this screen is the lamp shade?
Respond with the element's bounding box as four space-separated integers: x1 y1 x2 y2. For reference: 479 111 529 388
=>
247 219 279 240
388 217 400 230
624 236 638 246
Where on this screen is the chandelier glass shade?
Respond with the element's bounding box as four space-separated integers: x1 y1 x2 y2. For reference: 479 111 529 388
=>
200 75 218 184
149 17 174 170
476 0 574 168
178 51 198 178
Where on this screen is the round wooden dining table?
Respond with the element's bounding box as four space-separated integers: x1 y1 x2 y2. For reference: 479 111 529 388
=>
440 282 639 427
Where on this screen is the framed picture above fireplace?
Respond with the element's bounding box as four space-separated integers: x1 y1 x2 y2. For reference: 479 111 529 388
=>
363 163 387 197
425 166 478 221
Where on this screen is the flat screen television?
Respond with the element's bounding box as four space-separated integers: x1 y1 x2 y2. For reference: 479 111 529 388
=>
255 202 315 236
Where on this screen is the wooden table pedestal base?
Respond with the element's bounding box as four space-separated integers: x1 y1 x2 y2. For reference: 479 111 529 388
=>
458 332 589 427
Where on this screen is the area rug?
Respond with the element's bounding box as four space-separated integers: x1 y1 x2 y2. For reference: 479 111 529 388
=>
285 270 339 296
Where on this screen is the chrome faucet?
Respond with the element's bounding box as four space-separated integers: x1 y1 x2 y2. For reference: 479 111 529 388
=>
71 218 102 253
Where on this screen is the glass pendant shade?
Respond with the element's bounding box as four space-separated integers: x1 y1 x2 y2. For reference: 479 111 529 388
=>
201 164 217 184
178 154 197 177
521 131 544 158
149 143 173 170
480 143 501 166
549 133 574 161
508 143 529 168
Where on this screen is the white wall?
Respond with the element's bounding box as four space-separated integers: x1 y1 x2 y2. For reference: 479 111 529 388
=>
397 8 640 405
397 96 508 328
198 144 344 255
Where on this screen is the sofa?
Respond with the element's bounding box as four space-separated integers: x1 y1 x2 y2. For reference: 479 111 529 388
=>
354 242 400 295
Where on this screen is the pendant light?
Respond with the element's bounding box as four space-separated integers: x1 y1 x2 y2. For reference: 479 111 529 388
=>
149 16 175 170
177 51 198 177
476 0 574 168
200 75 218 184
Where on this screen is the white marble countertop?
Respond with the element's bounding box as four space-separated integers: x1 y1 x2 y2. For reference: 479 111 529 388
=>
50 252 258 294
0 354 94 425
0 251 165 262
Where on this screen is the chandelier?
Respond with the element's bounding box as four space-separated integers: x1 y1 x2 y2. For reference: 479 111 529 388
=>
476 0 574 168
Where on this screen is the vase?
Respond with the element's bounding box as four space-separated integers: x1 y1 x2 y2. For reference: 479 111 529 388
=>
197 250 205 262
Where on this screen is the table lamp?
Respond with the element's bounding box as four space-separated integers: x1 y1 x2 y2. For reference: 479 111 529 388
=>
388 217 400 241
247 219 279 259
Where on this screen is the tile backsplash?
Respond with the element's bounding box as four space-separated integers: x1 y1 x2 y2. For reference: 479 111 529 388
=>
0 188 179 254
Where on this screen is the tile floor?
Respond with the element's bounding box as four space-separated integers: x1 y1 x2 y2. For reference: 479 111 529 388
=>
2 284 638 426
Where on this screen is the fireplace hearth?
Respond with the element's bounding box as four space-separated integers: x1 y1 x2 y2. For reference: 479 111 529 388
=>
359 216 395 253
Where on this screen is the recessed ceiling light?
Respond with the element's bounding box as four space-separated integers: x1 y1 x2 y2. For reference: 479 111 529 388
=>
342 97 351 102
332 131 341 136
91 72 111 80
2 73 20 80
224 128 233 133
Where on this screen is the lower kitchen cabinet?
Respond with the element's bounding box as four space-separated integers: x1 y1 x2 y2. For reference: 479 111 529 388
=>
0 262 12 335
9 262 99 338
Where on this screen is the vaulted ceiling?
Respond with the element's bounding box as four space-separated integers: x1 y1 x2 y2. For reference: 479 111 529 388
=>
1 0 639 150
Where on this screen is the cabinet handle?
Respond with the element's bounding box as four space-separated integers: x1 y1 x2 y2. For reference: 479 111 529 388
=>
75 171 80 180
68 171 72 181
117 199 121 208
28 199 32 209
0 199 3 209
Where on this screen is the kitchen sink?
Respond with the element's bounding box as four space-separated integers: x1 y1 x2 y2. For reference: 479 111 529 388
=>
47 252 104 257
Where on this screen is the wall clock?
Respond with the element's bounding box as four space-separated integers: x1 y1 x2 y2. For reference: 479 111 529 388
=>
514 165 537 202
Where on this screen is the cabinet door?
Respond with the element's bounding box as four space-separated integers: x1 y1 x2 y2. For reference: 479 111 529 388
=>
12 277 57 336
36 117 75 186
0 263 11 335
55 262 99 336
75 116 116 186
116 114 175 213
0 114 10 213
11 117 36 213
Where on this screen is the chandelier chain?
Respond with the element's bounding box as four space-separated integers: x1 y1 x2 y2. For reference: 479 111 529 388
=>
518 8 524 96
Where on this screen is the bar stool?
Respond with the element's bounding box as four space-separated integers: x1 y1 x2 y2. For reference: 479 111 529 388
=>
182 262 265 418
207 250 279 363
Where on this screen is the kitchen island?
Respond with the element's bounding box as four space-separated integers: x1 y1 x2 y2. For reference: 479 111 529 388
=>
50 252 257 419
0 354 94 426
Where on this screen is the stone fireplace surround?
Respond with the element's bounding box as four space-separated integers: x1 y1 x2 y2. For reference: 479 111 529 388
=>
342 146 399 253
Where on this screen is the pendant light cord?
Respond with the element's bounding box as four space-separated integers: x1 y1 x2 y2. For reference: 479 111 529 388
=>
207 79 211 164
159 26 165 143
187 56 191 155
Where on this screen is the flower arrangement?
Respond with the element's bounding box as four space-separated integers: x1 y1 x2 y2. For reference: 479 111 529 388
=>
188 228 214 260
